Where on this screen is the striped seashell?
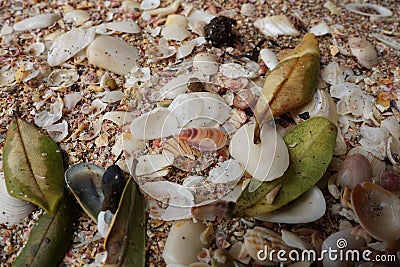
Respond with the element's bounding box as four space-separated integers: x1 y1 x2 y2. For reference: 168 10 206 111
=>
162 137 201 159
173 128 227 151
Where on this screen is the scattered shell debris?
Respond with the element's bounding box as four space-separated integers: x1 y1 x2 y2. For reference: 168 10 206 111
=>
0 0 399 266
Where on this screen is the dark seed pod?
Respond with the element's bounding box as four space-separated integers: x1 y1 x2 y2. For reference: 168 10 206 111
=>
101 164 127 213
204 16 237 48
187 77 204 92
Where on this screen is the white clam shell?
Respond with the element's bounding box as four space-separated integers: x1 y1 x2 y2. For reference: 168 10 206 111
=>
140 0 160 10
130 108 179 140
159 71 203 99
359 124 389 160
100 90 124 103
13 13 61 31
63 10 91 26
87 36 139 75
230 122 289 187
381 116 400 141
142 0 180 17
176 43 195 59
163 220 206 265
320 61 344 86
47 69 79 87
168 93 204 127
187 9 215 36
135 154 173 176
208 159 244 184
161 24 191 42
46 120 68 142
63 92 82 110
330 82 361 99
100 21 141 34
308 23 330 36
48 27 96 67
219 63 255 79
255 15 300 37
256 186 326 224
26 42 46 57
260 48 278 70
166 14 188 28
193 53 218 76
240 3 256 17
348 37 378 69
103 111 136 126
0 172 34 226
112 132 145 157
34 100 63 128
345 3 393 17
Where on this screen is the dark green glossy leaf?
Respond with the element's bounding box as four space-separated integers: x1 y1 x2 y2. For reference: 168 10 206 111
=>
12 192 80 267
231 117 337 217
3 117 65 213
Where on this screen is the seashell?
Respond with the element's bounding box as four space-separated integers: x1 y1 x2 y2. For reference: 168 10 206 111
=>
345 3 393 17
348 38 378 69
187 9 215 36
220 63 255 79
372 33 400 51
140 0 160 10
166 14 188 28
101 21 141 34
130 108 179 140
102 111 136 126
121 0 141 10
240 3 256 17
177 42 195 59
323 1 339 15
260 48 278 70
0 67 17 90
135 154 173 176
100 90 124 103
255 15 300 37
336 154 372 190
173 128 227 151
329 82 361 99
230 122 289 185
142 0 180 17
1 23 13 35
359 124 389 160
387 136 400 170
159 71 204 99
222 77 249 92
13 13 61 31
168 93 204 127
321 228 366 267
65 163 105 222
87 36 139 76
0 172 34 226
97 210 114 238
381 117 400 141
63 91 82 110
379 170 400 191
320 61 344 86
281 229 313 251
47 69 79 87
244 226 290 263
126 67 151 85
26 42 45 57
63 10 91 26
291 89 338 125
208 159 244 184
161 24 191 42
308 23 330 36
187 77 204 93
48 27 96 67
193 53 218 76
141 181 194 220
34 100 63 128
256 186 326 224
112 132 145 157
163 220 206 265
46 120 68 142
233 89 256 110
162 137 201 158
351 182 400 245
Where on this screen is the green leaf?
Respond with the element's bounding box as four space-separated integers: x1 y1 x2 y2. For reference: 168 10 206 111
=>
254 33 320 141
104 177 146 267
12 192 80 267
231 117 337 217
2 117 65 213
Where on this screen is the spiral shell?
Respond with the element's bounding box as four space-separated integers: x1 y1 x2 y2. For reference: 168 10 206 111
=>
173 128 227 151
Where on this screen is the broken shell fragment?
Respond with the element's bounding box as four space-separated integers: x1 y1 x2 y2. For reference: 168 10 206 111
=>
230 122 289 183
260 48 278 70
336 154 372 190
352 182 400 244
345 3 393 17
130 108 179 140
13 13 61 31
65 163 105 222
208 159 244 184
135 154 173 176
348 37 378 69
163 220 207 265
173 128 227 151
161 24 191 41
387 136 400 170
101 21 141 34
47 69 79 87
87 36 139 75
0 172 34 226
255 15 300 37
255 186 326 224
308 23 330 36
48 27 96 67
46 120 68 142
193 53 218 76
63 10 91 26
140 0 160 10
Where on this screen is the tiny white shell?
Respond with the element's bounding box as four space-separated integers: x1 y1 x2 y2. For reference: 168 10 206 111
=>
329 82 361 99
13 13 61 31
0 172 34 226
47 69 79 87
187 10 215 36
308 23 330 36
255 15 300 37
112 132 145 157
100 90 124 103
46 120 68 142
345 3 393 17
381 117 400 141
34 100 63 128
87 35 139 75
63 92 82 110
387 136 400 169
103 111 136 126
140 0 160 10
219 63 254 79
320 61 344 86
63 10 91 26
359 124 389 160
135 154 174 176
256 186 326 224
130 108 179 140
176 43 195 59
240 3 256 17
166 14 188 28
193 53 218 76
101 21 141 34
260 48 278 70
230 122 289 188
161 24 191 42
26 42 46 57
142 0 180 17
159 71 203 99
48 27 96 67
168 93 204 127
348 37 378 69
208 159 244 184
